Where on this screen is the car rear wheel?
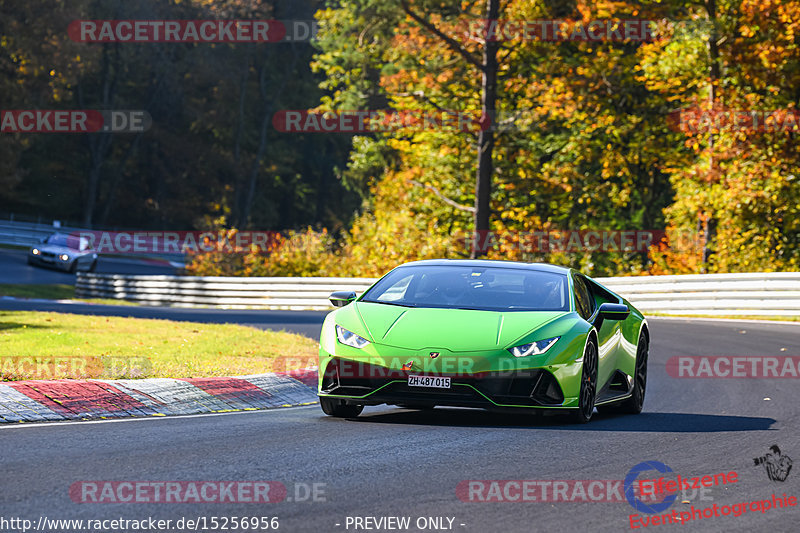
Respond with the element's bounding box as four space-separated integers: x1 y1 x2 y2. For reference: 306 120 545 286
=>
599 331 648 415
319 396 363 418
571 339 598 424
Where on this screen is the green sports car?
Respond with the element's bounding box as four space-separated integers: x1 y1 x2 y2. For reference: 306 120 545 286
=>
317 259 649 423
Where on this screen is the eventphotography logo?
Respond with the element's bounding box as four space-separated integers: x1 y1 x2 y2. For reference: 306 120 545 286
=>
625 462 678 515
753 446 793 482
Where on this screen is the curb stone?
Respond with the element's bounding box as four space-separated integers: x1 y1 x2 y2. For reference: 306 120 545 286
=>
0 369 319 423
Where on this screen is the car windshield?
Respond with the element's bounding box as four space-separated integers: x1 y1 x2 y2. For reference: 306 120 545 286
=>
45 234 86 250
360 265 570 312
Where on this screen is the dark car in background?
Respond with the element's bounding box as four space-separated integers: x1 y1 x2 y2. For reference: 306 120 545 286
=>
28 233 98 273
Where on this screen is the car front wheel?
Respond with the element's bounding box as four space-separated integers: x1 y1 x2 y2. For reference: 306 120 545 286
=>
571 339 598 424
319 396 363 418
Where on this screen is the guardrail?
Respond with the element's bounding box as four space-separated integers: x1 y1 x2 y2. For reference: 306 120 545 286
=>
74 271 800 316
597 272 800 316
76 274 378 310
0 220 84 247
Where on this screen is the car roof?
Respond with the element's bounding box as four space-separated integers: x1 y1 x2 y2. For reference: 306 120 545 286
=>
397 259 572 275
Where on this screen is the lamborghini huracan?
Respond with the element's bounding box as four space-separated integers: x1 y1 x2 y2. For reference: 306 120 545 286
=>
317 260 649 423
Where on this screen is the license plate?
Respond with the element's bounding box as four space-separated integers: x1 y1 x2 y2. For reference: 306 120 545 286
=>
407 375 451 389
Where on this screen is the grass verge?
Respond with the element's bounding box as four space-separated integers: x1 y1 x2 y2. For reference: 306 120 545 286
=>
0 310 318 380
0 283 75 300
0 283 138 306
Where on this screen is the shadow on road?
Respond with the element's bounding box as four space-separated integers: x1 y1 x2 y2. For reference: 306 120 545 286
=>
348 408 775 432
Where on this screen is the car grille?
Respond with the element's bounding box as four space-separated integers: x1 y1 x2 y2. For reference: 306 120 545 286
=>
320 358 564 407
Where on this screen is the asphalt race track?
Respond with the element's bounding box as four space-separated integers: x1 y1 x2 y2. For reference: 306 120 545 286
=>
0 248 178 284
0 298 328 338
0 248 326 337
1 317 799 533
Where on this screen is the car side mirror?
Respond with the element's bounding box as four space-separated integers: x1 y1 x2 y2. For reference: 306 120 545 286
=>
329 291 357 307
591 302 630 330
597 302 630 321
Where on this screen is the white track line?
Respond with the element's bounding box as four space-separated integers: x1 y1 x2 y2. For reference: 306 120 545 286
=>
0 403 319 430
649 316 800 326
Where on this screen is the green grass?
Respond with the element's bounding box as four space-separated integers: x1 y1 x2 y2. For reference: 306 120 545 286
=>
0 243 28 250
0 311 319 380
0 283 75 300
0 283 139 306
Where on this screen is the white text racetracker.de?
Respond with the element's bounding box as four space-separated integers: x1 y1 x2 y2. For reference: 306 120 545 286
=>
340 516 461 530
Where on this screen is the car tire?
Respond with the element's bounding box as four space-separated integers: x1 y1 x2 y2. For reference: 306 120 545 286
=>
319 396 363 418
571 338 598 424
599 331 648 415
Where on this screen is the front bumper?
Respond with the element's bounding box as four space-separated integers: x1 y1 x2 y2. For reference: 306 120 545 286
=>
29 253 73 271
318 358 578 410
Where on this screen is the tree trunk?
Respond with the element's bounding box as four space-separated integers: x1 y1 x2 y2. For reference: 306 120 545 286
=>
81 44 118 227
237 44 298 228
471 0 500 258
701 0 720 271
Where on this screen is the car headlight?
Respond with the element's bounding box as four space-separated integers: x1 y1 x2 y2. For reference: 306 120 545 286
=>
59 254 70 261
31 248 40 255
335 325 370 349
509 336 560 357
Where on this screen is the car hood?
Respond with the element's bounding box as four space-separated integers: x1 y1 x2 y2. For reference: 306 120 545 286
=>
352 301 566 351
